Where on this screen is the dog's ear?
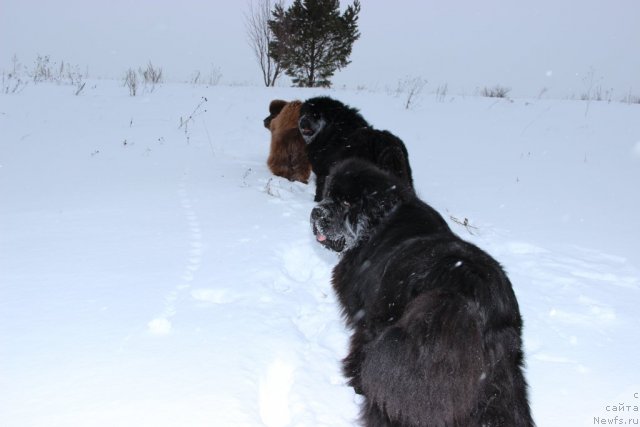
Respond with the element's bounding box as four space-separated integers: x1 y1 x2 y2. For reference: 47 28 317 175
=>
268 99 287 116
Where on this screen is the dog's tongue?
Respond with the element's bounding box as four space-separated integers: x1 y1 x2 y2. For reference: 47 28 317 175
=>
316 233 327 242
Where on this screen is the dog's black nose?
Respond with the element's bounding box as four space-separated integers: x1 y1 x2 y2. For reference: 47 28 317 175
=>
299 116 311 130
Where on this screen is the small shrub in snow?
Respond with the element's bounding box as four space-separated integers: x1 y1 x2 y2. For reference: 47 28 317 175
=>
395 75 427 109
27 55 87 86
178 97 208 143
61 61 86 86
137 62 163 93
580 85 613 102
435 83 448 102
537 87 548 99
124 68 138 96
480 85 511 98
622 93 640 105
2 73 26 94
74 82 86 96
122 62 164 95
2 55 26 94
448 214 479 235
189 71 201 85
2 68 27 94
1 55 87 95
140 62 163 86
31 55 53 83
190 65 222 86
208 66 223 85
579 67 615 105
263 178 280 197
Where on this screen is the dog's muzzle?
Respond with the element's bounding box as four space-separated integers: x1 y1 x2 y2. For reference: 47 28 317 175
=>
298 116 315 137
310 206 328 241
310 205 345 252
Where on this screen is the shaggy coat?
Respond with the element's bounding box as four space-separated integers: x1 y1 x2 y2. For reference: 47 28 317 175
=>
310 159 534 427
298 96 413 201
264 99 311 183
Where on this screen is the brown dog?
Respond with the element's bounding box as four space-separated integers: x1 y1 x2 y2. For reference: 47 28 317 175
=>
263 99 311 183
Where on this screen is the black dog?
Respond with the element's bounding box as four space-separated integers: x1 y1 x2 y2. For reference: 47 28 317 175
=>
310 159 534 427
299 96 413 201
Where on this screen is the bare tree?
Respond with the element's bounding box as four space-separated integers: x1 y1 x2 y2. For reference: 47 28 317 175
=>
245 0 283 87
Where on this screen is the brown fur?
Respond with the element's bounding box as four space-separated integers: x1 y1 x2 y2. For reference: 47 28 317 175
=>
264 99 287 128
264 100 311 183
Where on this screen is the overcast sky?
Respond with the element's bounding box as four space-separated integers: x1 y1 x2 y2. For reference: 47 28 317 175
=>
1 0 638 98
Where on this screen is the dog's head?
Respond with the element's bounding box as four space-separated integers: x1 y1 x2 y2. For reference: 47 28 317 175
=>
299 96 367 144
264 99 287 129
298 97 330 143
310 158 414 253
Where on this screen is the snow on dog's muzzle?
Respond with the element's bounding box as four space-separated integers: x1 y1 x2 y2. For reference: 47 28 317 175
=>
310 206 328 241
310 205 346 252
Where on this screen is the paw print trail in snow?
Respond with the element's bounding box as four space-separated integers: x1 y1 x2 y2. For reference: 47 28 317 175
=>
148 171 203 336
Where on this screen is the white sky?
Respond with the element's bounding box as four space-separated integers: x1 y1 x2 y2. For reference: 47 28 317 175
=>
1 0 638 98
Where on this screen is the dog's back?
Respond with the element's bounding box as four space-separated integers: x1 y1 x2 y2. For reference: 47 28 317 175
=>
328 162 534 426
345 128 414 189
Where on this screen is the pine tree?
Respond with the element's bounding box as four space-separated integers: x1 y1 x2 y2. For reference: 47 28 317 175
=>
268 0 361 88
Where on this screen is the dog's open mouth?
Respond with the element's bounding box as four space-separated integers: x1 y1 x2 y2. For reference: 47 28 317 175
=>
313 223 326 242
314 228 345 252
300 128 314 136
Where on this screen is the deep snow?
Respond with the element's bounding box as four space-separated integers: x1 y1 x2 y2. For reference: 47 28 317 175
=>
1 81 639 426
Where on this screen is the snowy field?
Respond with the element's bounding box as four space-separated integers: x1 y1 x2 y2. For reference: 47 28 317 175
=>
1 81 639 426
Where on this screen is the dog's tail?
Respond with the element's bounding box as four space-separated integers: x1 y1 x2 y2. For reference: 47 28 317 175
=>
359 289 485 426
359 281 534 426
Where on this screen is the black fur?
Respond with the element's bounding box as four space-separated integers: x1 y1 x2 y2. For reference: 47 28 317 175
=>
299 96 413 201
310 159 534 427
